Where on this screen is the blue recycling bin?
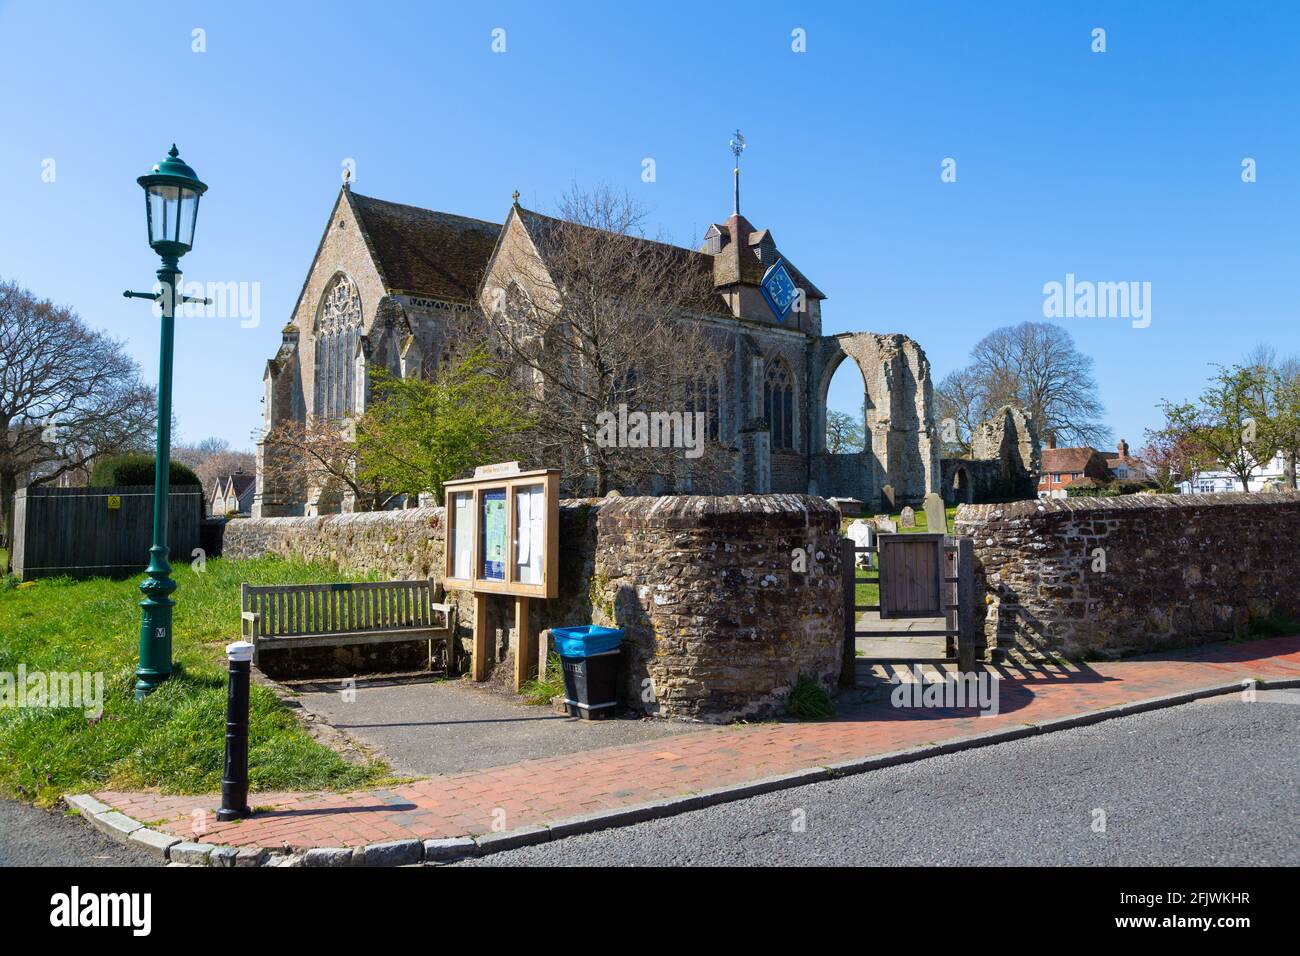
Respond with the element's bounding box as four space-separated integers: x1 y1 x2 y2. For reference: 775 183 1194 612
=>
551 625 623 719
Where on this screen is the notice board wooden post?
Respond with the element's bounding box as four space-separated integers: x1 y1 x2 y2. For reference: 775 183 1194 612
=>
472 593 491 683
444 464 559 690
513 595 532 691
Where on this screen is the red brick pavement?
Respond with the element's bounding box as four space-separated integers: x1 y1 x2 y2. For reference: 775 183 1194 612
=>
94 636 1300 850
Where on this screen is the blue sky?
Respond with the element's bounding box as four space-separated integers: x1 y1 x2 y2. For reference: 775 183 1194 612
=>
2 0 1297 453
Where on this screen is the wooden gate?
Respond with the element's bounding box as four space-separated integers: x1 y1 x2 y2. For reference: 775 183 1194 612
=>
840 531 978 680
878 533 944 618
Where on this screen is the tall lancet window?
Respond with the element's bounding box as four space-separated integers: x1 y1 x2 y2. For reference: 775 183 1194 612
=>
313 274 362 420
687 362 723 443
764 357 795 451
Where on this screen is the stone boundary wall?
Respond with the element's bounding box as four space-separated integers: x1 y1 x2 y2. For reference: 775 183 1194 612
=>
593 495 843 722
955 492 1300 660
223 508 445 580
221 495 843 721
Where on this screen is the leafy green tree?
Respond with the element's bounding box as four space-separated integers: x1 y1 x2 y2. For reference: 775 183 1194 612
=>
1157 364 1274 492
356 347 532 505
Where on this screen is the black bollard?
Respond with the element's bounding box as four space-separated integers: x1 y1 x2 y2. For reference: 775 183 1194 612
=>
218 640 253 821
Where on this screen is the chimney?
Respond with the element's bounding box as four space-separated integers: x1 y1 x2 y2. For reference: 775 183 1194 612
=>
1045 432 1056 450
1117 438 1129 457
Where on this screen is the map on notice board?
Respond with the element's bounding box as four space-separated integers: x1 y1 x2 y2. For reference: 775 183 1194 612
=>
482 490 507 581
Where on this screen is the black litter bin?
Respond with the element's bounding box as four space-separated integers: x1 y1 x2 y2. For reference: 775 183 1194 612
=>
552 626 623 720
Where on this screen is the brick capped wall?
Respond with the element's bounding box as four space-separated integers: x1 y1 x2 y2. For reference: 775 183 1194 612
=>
955 492 1300 660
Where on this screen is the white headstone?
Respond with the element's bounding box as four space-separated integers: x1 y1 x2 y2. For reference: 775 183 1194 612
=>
900 506 916 527
846 519 874 567
876 517 898 534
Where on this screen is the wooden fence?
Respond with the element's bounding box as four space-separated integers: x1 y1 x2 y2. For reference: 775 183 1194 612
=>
11 485 203 581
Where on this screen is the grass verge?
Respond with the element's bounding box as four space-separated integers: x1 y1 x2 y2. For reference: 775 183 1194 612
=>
0 556 391 806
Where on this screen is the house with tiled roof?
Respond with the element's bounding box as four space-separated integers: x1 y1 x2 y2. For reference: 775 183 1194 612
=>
210 471 256 515
1037 446 1112 498
1099 439 1151 482
255 161 941 515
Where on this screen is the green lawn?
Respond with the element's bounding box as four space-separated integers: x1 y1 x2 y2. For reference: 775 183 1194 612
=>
0 557 391 806
842 506 959 613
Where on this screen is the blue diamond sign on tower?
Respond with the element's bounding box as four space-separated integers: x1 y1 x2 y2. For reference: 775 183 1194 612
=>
760 258 799 321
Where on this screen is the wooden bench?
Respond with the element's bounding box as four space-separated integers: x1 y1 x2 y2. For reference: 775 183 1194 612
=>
240 580 458 673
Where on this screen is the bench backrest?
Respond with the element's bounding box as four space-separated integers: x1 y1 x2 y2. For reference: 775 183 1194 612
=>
241 580 445 638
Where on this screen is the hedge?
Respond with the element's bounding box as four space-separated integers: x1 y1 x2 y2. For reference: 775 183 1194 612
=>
89 453 201 488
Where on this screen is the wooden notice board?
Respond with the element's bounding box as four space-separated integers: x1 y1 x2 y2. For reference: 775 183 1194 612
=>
443 463 560 686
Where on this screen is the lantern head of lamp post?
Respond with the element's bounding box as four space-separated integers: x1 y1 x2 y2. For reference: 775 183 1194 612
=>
137 145 206 262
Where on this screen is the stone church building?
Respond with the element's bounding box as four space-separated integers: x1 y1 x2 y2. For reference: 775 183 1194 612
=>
254 183 940 516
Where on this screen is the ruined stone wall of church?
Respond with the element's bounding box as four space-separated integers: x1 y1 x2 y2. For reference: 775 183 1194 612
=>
831 333 939 506
971 404 1041 480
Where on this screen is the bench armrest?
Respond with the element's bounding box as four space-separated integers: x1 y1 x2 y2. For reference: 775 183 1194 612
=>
241 610 259 640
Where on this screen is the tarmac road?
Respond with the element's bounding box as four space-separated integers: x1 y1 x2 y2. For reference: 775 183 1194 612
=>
465 690 1300 866
0 800 156 867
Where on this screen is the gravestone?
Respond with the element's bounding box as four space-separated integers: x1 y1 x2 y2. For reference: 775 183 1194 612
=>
924 492 947 535
845 519 874 568
880 484 896 512
900 506 916 527
876 517 898 534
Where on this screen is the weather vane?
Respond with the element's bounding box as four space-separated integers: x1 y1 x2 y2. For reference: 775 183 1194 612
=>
730 129 746 215
730 129 746 159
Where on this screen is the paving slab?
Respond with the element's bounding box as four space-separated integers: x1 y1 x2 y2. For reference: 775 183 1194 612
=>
289 675 705 776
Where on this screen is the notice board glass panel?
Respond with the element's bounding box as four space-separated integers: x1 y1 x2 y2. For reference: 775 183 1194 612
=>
480 488 507 582
514 483 545 585
451 491 473 580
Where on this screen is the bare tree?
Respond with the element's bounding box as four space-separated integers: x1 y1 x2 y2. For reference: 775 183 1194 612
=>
259 417 398 513
958 321 1109 448
935 367 990 457
825 410 864 454
174 437 255 496
486 186 734 496
0 279 156 570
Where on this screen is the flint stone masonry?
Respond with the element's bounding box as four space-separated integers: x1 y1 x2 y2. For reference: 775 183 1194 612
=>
223 508 445 579
222 494 843 720
955 492 1300 660
593 495 844 721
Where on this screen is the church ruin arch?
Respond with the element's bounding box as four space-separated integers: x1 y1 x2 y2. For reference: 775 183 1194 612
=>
809 331 940 507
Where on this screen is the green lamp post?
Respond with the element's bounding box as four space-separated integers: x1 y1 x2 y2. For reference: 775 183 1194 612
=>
124 145 208 700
